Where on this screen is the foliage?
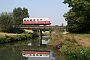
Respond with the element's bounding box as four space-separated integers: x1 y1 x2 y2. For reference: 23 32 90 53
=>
63 0 90 33
49 29 90 60
0 12 13 32
31 32 39 38
0 7 29 33
13 7 29 25
0 34 32 43
64 47 90 60
10 28 25 33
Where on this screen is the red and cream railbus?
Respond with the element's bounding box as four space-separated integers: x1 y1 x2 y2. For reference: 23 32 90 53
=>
23 18 51 25
22 50 50 57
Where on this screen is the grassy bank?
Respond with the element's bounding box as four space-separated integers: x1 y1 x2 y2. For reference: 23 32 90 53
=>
0 34 32 43
0 30 40 44
48 29 90 60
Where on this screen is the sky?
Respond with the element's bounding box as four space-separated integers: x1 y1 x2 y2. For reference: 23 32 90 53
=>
0 0 69 26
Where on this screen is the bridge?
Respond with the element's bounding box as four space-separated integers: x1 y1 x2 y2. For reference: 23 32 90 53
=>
15 25 67 31
15 25 67 45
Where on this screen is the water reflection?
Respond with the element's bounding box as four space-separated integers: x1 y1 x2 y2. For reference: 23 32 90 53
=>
42 36 49 38
0 36 56 60
22 36 53 60
28 39 50 46
42 39 50 44
48 46 65 60
0 45 27 60
22 50 50 57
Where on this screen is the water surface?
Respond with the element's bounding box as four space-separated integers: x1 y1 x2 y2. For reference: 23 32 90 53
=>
0 36 60 60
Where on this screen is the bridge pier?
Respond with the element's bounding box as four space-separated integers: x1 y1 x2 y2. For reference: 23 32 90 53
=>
49 30 52 36
39 30 42 46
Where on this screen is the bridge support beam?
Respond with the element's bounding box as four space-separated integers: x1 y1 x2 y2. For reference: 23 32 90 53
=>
39 30 42 46
49 30 52 36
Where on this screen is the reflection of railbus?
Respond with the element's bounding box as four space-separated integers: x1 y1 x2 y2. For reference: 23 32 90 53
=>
23 18 51 25
22 50 50 57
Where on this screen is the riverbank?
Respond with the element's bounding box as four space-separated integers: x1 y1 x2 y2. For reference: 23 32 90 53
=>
0 32 38 44
48 30 90 60
0 34 32 43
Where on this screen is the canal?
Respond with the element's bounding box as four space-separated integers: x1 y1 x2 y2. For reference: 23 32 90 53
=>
0 36 64 60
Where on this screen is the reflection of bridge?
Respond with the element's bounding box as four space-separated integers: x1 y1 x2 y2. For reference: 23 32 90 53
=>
15 25 67 31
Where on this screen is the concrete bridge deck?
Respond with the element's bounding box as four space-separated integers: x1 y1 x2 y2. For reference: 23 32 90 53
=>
15 25 67 31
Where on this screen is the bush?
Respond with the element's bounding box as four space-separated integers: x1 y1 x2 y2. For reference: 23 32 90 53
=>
8 28 25 33
0 36 6 43
65 47 90 60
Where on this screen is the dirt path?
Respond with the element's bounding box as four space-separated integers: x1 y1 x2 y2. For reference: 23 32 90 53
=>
75 36 90 47
0 32 20 36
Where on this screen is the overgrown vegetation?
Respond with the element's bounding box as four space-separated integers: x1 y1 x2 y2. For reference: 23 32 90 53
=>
49 29 64 49
64 47 90 60
48 29 90 60
0 34 32 44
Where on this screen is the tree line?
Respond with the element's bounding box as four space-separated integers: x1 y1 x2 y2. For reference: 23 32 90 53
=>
0 7 29 32
63 0 90 33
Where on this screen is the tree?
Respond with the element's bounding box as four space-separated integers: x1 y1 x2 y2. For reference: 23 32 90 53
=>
13 7 29 25
0 12 13 32
63 0 90 33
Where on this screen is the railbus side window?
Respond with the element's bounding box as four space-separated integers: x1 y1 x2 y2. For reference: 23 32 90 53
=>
40 54 42 56
36 54 38 56
33 19 35 21
30 54 31 56
40 19 42 20
24 20 26 21
30 19 32 21
33 54 35 56
37 19 39 21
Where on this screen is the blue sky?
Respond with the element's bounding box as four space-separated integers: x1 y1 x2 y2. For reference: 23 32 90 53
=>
0 0 69 25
